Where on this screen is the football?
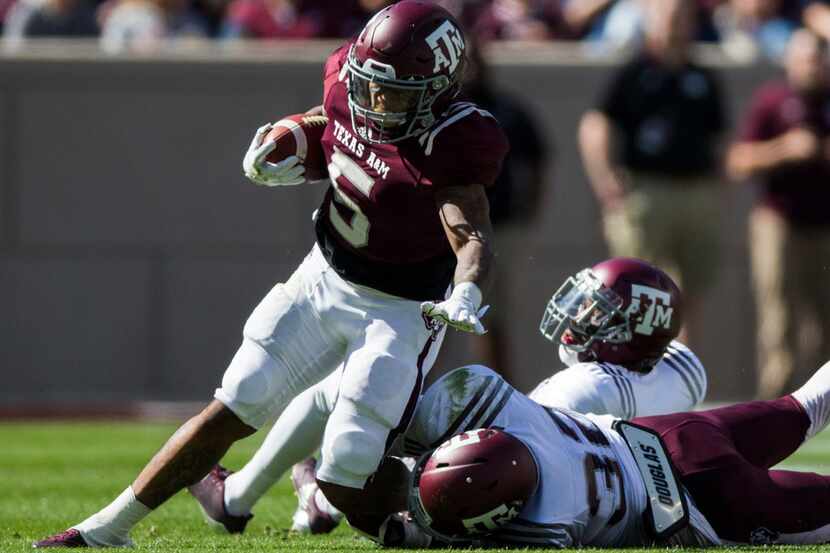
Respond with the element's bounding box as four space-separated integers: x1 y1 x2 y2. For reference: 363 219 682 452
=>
264 113 329 181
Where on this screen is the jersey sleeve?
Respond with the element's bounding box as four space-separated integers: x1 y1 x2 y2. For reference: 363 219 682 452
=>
662 341 708 407
323 44 350 105
418 104 510 188
737 83 783 142
528 366 620 418
403 365 511 455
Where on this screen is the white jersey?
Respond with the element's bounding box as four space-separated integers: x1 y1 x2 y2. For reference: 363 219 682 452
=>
528 341 707 419
400 365 719 548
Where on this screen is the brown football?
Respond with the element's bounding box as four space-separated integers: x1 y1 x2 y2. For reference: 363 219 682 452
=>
264 113 329 181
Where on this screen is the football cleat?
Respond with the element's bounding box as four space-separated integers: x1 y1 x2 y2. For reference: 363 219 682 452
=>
290 458 342 534
33 528 89 548
187 465 252 534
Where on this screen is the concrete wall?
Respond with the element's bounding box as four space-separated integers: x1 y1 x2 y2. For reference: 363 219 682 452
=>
0 44 780 407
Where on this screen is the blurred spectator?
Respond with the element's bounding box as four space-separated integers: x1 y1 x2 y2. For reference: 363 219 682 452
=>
471 0 566 40
220 0 368 39
1 0 17 31
99 0 208 53
432 0 489 29
560 0 617 39
463 39 549 384
3 0 42 45
569 0 647 52
804 0 830 41
726 29 830 398
2 0 96 39
578 0 727 349
714 0 800 61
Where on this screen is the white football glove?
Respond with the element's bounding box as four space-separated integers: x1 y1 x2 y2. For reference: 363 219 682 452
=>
242 123 306 186
421 282 489 335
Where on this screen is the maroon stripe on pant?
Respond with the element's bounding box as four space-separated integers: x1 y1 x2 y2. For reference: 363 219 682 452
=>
382 332 436 454
635 396 829 543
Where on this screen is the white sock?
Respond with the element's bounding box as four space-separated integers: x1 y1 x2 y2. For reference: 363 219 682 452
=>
223 380 331 517
314 488 343 520
792 360 830 440
73 486 151 547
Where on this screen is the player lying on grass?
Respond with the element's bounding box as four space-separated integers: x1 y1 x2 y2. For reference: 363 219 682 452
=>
33 1 508 548
396 359 830 547
186 258 708 537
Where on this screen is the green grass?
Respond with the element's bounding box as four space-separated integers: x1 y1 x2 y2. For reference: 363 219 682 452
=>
3 421 830 552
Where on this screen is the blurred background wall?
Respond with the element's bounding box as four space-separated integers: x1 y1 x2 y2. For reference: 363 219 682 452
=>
0 43 777 409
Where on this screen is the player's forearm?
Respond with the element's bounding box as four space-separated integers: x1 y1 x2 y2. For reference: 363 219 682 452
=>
453 237 494 294
579 111 622 201
436 184 495 295
726 140 790 180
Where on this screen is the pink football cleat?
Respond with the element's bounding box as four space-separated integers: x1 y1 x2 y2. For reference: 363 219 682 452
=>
187 465 252 534
290 457 341 534
33 528 89 548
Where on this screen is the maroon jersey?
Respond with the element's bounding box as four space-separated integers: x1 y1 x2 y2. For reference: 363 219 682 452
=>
738 81 830 227
314 45 509 301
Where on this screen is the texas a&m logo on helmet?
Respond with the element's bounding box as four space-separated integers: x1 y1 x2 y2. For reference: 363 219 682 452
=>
540 258 683 370
426 19 465 74
626 284 675 336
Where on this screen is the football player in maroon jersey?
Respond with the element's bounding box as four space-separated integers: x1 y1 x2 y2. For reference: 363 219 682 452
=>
33 1 508 548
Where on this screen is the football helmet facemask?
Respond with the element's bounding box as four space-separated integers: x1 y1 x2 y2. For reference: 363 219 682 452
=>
347 0 466 144
540 258 683 371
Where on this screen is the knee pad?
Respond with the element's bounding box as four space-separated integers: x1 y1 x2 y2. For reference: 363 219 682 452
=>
317 398 393 489
214 339 282 429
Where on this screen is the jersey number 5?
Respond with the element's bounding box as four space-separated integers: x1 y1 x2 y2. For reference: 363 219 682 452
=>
327 147 375 248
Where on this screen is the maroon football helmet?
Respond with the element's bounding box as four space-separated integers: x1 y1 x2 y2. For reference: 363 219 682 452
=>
408 428 538 542
347 0 466 143
539 258 683 370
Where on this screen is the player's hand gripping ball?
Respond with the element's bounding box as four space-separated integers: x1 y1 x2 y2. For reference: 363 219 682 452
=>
242 114 328 186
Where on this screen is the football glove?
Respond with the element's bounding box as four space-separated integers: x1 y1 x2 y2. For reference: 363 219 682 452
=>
378 513 433 548
421 282 489 335
242 123 306 186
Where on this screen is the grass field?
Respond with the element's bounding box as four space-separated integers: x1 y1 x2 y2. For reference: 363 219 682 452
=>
4 421 830 553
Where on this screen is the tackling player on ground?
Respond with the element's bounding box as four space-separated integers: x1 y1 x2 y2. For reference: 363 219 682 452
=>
530 257 706 417
378 261 830 548
190 258 708 538
34 1 508 547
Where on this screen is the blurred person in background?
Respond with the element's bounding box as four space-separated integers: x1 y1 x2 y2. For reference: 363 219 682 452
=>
803 0 830 41
470 0 567 40
99 0 208 53
462 38 548 383
727 29 830 399
1 0 18 32
572 0 722 53
578 0 727 351
714 0 800 61
2 0 96 42
219 0 374 40
431 0 487 30
566 0 648 53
